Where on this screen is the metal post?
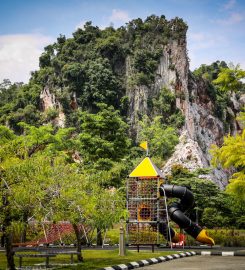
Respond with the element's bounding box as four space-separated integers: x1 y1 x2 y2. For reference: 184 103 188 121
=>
119 227 126 256
162 188 172 249
126 179 129 246
196 207 199 224
46 256 49 268
157 178 160 245
182 230 185 250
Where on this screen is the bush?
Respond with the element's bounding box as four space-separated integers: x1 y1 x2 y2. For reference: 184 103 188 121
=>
208 229 245 247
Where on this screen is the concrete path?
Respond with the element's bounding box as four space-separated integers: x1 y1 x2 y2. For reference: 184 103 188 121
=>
141 255 245 270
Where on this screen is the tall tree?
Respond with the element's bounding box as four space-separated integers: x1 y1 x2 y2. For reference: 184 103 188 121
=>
213 64 245 92
167 165 222 224
79 103 131 167
0 124 77 268
138 115 178 160
0 122 128 267
211 116 245 205
210 111 245 228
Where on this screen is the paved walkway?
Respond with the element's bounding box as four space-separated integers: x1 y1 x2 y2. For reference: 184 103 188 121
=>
141 255 245 270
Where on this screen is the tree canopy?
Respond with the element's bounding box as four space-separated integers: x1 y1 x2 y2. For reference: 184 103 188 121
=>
167 164 238 228
213 64 245 92
211 112 245 204
0 122 128 268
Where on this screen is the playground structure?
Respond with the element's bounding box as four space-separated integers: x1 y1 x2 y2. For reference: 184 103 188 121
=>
13 222 98 247
126 157 166 246
37 222 75 245
126 156 215 247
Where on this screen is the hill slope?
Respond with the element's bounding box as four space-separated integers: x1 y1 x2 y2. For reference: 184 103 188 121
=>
1 15 244 186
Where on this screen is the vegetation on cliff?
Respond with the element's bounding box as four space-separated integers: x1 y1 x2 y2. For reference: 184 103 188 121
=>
193 61 245 127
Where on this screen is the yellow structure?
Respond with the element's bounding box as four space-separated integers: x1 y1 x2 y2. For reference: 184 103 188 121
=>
129 157 163 178
139 141 148 151
196 229 215 245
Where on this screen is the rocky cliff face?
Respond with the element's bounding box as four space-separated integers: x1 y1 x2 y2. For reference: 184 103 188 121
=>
38 19 244 188
126 37 244 187
40 86 66 128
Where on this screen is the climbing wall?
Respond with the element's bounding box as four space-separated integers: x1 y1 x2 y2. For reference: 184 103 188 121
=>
126 178 167 245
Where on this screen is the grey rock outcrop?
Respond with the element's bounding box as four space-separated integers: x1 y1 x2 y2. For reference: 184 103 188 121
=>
126 37 242 187
40 86 66 127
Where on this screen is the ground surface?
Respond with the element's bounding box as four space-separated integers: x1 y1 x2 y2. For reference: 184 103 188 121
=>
0 249 176 270
141 255 245 270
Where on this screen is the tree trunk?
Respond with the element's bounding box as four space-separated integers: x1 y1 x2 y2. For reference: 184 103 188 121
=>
20 210 29 243
72 224 83 262
0 234 5 247
97 227 103 246
2 192 16 270
4 229 15 270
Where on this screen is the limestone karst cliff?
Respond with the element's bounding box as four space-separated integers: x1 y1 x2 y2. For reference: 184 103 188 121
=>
35 16 244 186
40 86 66 127
125 31 244 187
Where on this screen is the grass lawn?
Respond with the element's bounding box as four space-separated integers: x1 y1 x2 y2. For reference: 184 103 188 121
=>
0 249 178 269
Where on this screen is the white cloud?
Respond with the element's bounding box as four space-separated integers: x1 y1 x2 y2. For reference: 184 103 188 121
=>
109 9 130 24
223 0 236 10
188 32 227 50
0 34 54 83
188 32 205 42
217 12 244 25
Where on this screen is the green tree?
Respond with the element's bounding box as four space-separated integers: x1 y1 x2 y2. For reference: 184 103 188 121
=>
167 164 229 226
0 81 42 132
132 48 162 85
79 104 131 165
213 64 245 92
73 21 101 44
62 62 85 92
193 61 228 81
201 207 229 228
138 115 178 160
0 124 81 268
211 113 245 205
151 87 185 128
0 122 129 267
77 104 131 244
81 58 122 110
0 80 20 107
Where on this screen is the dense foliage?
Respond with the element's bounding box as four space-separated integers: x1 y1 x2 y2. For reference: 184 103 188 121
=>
0 15 187 139
167 164 244 229
33 16 187 113
193 62 245 128
211 111 245 208
0 123 127 268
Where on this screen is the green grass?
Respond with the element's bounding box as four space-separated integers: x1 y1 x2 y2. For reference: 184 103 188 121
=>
0 249 177 270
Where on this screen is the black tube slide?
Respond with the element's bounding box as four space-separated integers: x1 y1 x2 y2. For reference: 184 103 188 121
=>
159 184 214 245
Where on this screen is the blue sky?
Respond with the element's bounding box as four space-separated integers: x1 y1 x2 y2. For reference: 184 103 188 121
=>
0 0 245 82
